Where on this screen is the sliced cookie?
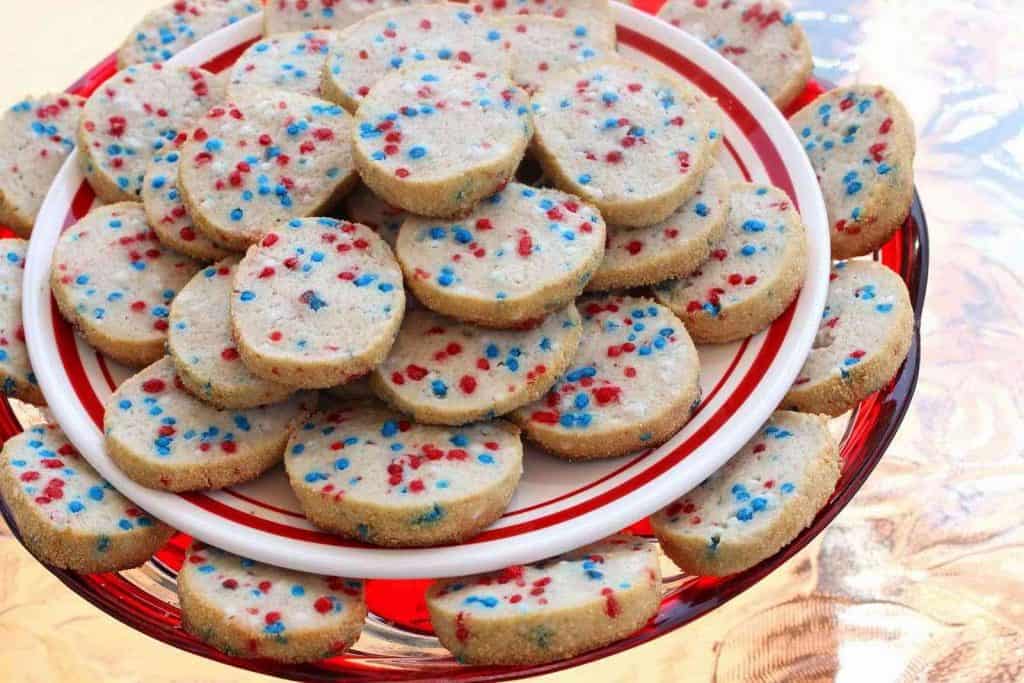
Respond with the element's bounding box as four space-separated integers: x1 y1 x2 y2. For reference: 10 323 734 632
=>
231 218 405 388
782 259 913 416
179 543 366 662
50 203 202 367
531 57 721 227
341 184 406 248
511 296 701 459
0 94 84 237
651 410 840 576
468 0 616 48
264 0 435 34
103 357 315 492
395 183 605 326
179 95 357 250
117 0 261 67
654 183 807 344
0 239 43 405
427 534 660 665
227 31 337 98
790 85 916 258
352 62 533 218
0 423 173 572
497 15 613 95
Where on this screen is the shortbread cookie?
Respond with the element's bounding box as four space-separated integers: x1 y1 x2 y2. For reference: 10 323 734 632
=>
228 31 337 98
587 162 730 291
50 203 202 367
651 410 839 576
78 63 223 203
468 0 616 47
179 543 366 662
352 62 533 218
264 0 434 34
0 239 42 405
104 357 314 491
497 16 613 95
396 183 604 326
285 402 522 546
531 57 720 227
321 4 510 113
658 0 812 110
790 85 916 258
341 184 406 248
231 218 405 388
427 534 660 665
169 257 294 409
370 305 581 424
0 424 173 572
117 0 261 67
511 296 700 459
783 260 913 416
0 94 84 237
654 183 807 344
179 95 357 250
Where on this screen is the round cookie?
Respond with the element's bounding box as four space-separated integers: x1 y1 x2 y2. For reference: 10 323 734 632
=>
179 95 357 250
658 0 813 110
468 0 616 48
231 218 405 389
497 15 613 95
321 4 511 113
227 31 337 98
103 357 315 492
0 239 43 405
285 402 523 546
511 296 701 460
782 259 913 416
352 62 533 218
0 94 85 237
264 0 434 34
341 184 406 248
531 57 720 227
427 534 661 665
50 203 202 367
0 423 174 573
370 305 582 425
78 63 223 203
169 257 295 409
587 162 730 291
790 85 916 259
654 183 807 344
650 410 840 576
179 543 366 662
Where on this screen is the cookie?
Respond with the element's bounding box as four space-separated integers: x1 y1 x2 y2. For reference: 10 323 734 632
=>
285 401 523 546
341 184 406 248
0 239 42 405
531 57 720 227
326 375 375 400
117 0 262 67
395 183 605 326
497 16 613 95
658 0 812 110
651 410 840 576
103 357 315 491
511 296 701 459
78 63 223 203
790 85 916 258
179 543 366 662
50 203 202 367
321 4 511 113
427 534 660 665
352 62 533 218
587 162 730 291
782 259 913 416
468 0 616 48
231 218 405 389
264 0 434 34
179 95 357 250
0 424 173 573
653 183 807 344
227 31 337 98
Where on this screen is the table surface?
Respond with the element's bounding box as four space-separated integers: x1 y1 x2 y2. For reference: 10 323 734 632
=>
2 1 1022 681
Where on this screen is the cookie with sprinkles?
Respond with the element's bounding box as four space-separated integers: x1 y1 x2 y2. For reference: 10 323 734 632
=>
782 259 913 416
78 63 223 203
0 239 42 405
531 57 721 227
790 85 915 258
179 543 366 662
352 62 533 218
227 31 337 98
654 183 807 344
497 16 613 95
651 410 839 576
179 94 357 250
117 0 261 67
587 162 730 291
0 93 84 237
0 424 173 572
468 0 616 48
264 0 435 34
511 295 701 459
658 0 812 110
50 203 202 367
427 534 660 665
341 184 406 249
